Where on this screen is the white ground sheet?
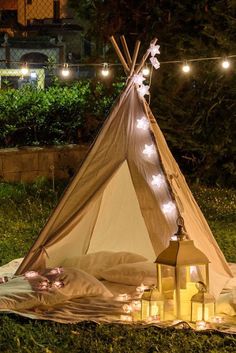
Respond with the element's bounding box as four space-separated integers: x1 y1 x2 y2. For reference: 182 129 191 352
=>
0 258 235 331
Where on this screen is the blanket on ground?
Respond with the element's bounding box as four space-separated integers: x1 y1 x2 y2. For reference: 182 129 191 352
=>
0 258 235 332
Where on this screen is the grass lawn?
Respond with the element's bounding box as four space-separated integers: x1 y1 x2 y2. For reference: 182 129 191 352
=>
0 179 235 353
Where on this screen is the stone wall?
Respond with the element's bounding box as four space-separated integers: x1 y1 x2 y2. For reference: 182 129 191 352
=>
0 144 89 182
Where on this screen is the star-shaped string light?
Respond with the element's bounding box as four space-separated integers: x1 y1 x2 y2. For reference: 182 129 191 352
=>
162 201 176 215
136 116 149 130
142 144 156 158
137 84 150 98
24 271 39 278
149 43 160 57
151 174 165 188
150 56 160 70
132 73 145 85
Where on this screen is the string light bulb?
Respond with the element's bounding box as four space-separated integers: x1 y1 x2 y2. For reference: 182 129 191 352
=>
162 201 176 215
151 174 165 188
142 65 150 76
136 116 149 130
21 63 29 76
182 61 190 73
30 71 37 79
101 63 110 77
142 144 155 158
221 58 230 69
61 63 70 77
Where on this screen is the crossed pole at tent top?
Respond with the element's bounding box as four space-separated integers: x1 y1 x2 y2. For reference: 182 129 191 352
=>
109 35 158 78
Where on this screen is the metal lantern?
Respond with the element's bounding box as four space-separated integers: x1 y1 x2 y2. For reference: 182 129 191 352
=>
141 286 164 321
191 282 215 322
155 217 211 321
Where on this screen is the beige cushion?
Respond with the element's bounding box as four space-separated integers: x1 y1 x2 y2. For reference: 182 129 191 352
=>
39 267 113 304
216 292 236 316
99 261 157 286
0 268 113 310
61 251 148 279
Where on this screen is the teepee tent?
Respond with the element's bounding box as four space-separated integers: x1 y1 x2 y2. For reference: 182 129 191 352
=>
16 37 232 297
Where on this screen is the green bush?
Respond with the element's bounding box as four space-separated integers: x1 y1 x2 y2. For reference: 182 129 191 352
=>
0 81 124 147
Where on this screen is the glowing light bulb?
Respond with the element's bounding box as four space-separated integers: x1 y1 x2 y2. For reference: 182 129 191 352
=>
151 174 165 188
142 65 150 76
162 201 176 215
30 71 37 79
21 64 29 76
182 62 190 73
222 59 230 69
61 63 70 77
137 84 150 98
136 116 149 130
101 63 109 77
142 144 155 158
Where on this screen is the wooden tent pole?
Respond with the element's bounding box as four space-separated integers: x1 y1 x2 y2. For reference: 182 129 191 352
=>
120 35 132 68
135 38 158 75
110 36 130 74
129 40 141 77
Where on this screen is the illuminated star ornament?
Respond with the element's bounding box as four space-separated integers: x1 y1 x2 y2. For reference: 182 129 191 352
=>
162 201 176 215
151 174 165 188
149 43 160 57
142 144 156 158
136 116 149 130
137 84 150 98
150 57 160 70
132 73 145 85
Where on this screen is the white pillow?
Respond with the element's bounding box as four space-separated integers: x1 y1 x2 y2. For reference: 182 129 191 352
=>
43 267 112 299
61 251 148 279
216 292 236 316
99 261 157 286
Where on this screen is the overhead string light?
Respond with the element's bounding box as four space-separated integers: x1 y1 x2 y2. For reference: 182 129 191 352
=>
182 61 191 73
21 62 29 76
61 63 70 77
142 65 150 77
101 62 110 77
221 58 230 69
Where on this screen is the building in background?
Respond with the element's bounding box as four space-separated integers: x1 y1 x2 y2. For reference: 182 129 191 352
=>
0 0 94 87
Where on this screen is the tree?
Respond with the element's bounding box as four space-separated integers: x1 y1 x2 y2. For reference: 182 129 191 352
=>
68 0 236 186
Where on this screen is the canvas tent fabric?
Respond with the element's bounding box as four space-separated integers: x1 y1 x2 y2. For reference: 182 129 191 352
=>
15 39 232 299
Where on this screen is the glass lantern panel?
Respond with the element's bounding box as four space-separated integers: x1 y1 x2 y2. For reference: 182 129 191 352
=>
160 265 175 297
141 299 150 320
192 302 215 322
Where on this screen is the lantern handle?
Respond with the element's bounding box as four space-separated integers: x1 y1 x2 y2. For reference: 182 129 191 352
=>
196 281 207 293
175 216 187 240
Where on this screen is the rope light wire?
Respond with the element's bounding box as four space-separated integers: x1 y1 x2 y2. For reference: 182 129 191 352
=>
0 53 235 79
